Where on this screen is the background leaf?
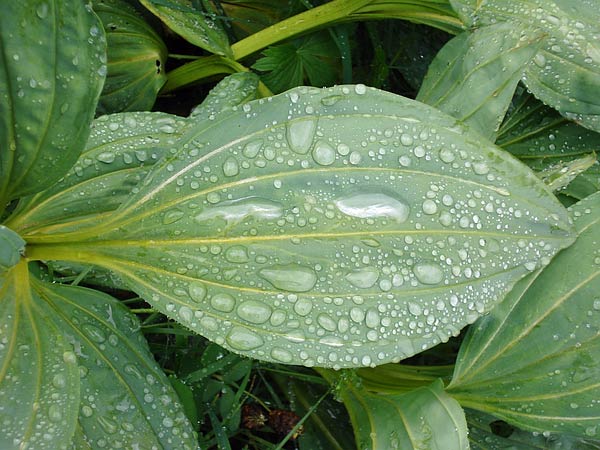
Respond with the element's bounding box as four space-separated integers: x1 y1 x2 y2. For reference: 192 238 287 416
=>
94 0 168 114
448 192 600 437
0 0 106 207
0 263 80 450
417 22 542 140
33 279 198 449
24 85 573 368
450 0 600 133
467 409 600 450
329 375 469 450
139 0 232 57
252 32 340 93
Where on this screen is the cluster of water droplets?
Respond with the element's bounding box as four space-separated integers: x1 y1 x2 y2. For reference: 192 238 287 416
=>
105 83 574 367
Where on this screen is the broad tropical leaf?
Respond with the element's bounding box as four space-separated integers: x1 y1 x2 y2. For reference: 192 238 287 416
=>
467 409 600 450
417 22 543 140
0 263 80 450
22 85 573 368
33 279 197 449
327 375 468 450
94 0 168 114
0 0 106 207
139 0 232 57
448 192 600 437
450 0 600 132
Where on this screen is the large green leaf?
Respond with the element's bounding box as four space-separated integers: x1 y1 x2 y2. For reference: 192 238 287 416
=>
417 22 542 140
138 0 232 57
0 0 106 207
450 0 600 133
32 279 197 449
327 374 468 450
94 0 168 114
448 192 600 437
0 262 80 450
467 409 600 450
23 85 573 368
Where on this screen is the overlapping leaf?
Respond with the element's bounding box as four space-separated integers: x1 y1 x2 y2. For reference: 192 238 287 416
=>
20 85 574 368
0 263 80 450
331 376 468 450
94 0 168 114
139 0 232 57
417 22 543 140
33 279 197 449
450 0 600 132
448 192 600 437
0 0 105 207
467 409 600 450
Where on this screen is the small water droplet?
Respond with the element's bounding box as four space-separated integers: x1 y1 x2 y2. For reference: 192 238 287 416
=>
48 405 62 422
96 152 115 164
222 157 239 177
82 323 106 343
345 267 379 289
293 298 313 316
354 84 367 95
224 245 249 263
189 282 207 302
52 374 66 389
317 313 337 331
163 209 184 224
242 140 263 158
178 306 193 322
271 347 293 363
210 293 236 312
439 148 455 163
422 199 438 215
36 3 49 19
312 141 336 166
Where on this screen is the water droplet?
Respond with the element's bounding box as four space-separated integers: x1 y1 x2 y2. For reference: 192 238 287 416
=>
312 141 336 165
237 301 272 324
317 313 337 331
179 306 193 322
224 245 249 263
350 307 365 322
210 293 236 312
354 84 367 95
592 299 600 310
271 347 293 363
335 192 409 222
408 302 422 316
345 267 379 288
226 327 264 350
243 140 263 158
287 119 317 154
472 161 489 175
98 416 118 434
259 264 317 292
36 3 48 19
163 209 184 224
48 405 62 422
223 157 239 177
189 282 207 302
400 134 414 146
413 263 443 285
195 197 283 224
81 405 93 417
52 374 66 389
82 323 106 343
533 53 546 67
439 148 455 163
422 199 438 215
365 308 380 328
293 298 313 316
96 152 115 163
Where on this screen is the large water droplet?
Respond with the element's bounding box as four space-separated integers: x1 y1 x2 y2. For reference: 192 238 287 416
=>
189 282 207 302
345 267 379 288
312 141 336 166
271 347 293 363
195 197 283 224
287 119 317 154
237 301 272 324
317 313 337 331
293 298 313 316
413 263 444 285
335 192 409 222
222 157 240 177
226 327 264 350
96 152 116 163
243 140 263 158
259 264 317 292
224 245 249 263
210 293 236 312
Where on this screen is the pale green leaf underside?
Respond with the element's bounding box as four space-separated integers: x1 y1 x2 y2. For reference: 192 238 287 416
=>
94 0 168 114
466 409 600 449
417 22 542 140
26 85 573 368
451 0 600 132
449 192 600 437
0 263 80 450
339 379 468 450
138 0 232 57
32 280 197 450
0 0 105 205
